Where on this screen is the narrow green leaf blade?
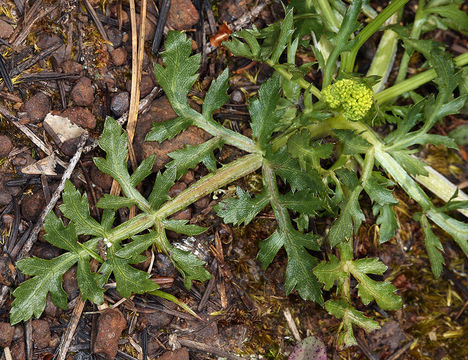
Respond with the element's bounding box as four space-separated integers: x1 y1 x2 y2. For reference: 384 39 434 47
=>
170 247 211 289
164 220 207 236
130 155 156 187
97 195 137 210
166 137 223 178
249 76 283 150
421 215 444 278
149 167 177 210
257 230 284 270
145 117 192 143
59 180 104 237
202 68 229 119
214 187 270 226
373 204 398 244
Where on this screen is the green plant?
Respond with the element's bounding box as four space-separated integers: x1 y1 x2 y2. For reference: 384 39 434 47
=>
10 0 468 350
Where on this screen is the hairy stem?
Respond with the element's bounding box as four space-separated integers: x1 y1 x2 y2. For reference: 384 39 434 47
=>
157 153 263 218
376 52 468 103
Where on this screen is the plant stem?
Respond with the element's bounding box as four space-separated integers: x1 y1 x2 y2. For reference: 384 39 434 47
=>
376 51 468 103
314 0 340 33
107 153 263 243
184 108 258 154
394 0 426 84
341 0 410 74
157 153 263 218
267 61 322 99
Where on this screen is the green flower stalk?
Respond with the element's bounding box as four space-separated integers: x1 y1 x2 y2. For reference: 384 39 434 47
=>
322 79 373 120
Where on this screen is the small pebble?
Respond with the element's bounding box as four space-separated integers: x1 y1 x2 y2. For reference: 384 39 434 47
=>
93 308 127 360
0 134 13 157
21 191 45 222
110 91 130 117
31 319 51 349
24 92 51 123
61 107 96 129
71 77 94 107
0 322 14 348
110 47 127 66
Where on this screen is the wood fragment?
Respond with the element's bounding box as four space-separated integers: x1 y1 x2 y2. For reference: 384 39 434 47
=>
283 308 301 342
151 0 171 55
198 261 217 311
55 297 86 360
356 333 379 360
3 346 12 360
0 105 64 165
25 320 32 360
178 338 247 360
0 54 13 92
203 0 217 35
387 341 413 360
82 0 114 51
10 42 62 77
10 2 58 48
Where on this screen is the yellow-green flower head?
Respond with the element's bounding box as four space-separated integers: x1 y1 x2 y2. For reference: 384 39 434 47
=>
322 79 373 121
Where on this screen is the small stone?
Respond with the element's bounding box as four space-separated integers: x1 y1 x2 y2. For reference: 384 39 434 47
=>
0 19 14 38
61 107 96 129
32 242 61 260
0 191 11 207
0 322 15 347
44 294 59 317
2 213 13 227
140 74 154 97
61 137 81 157
110 47 127 66
168 182 187 198
127 75 154 98
93 308 127 360
21 191 45 222
194 196 210 209
155 254 178 277
0 254 16 287
171 207 192 221
147 336 161 357
36 34 62 50
0 134 12 157
61 60 82 74
63 266 80 300
10 340 25 360
31 319 51 349
219 0 250 23
71 77 94 107
111 91 130 117
24 92 51 123
230 90 244 104
167 0 199 30
106 27 123 47
141 310 173 329
90 164 113 191
136 13 156 41
157 348 189 360
180 170 194 184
